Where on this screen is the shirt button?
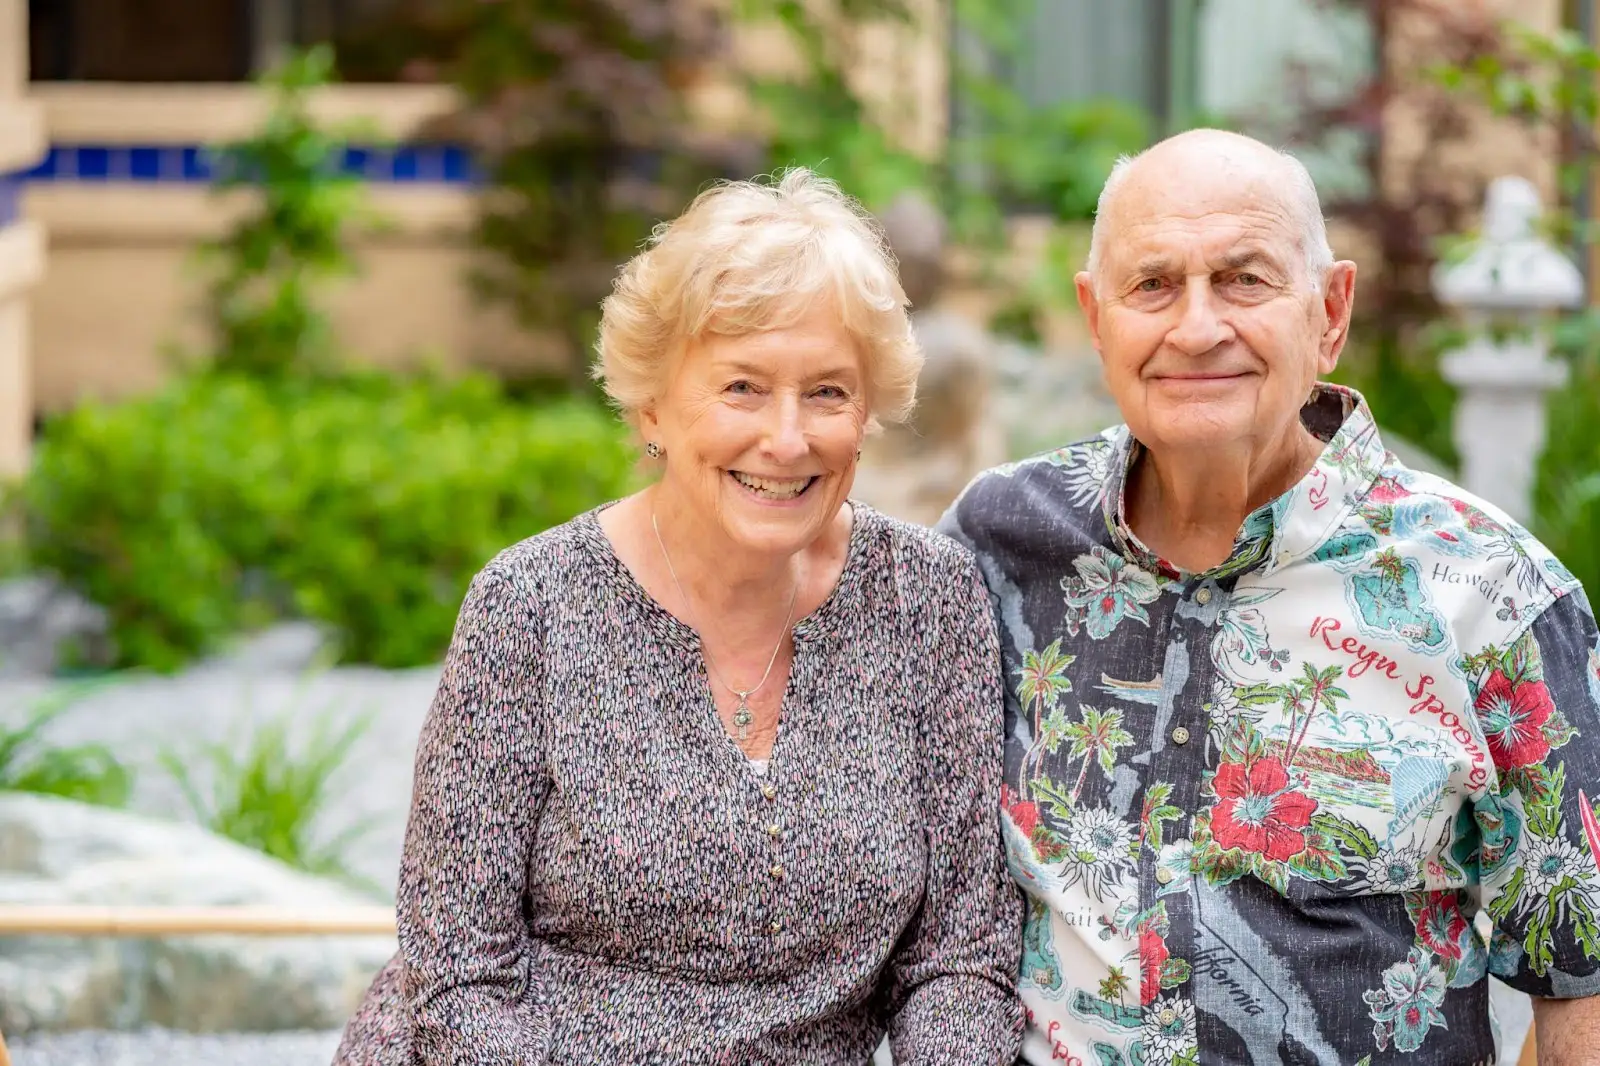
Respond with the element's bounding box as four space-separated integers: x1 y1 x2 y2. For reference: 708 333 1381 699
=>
1277 550 1292 566
1171 726 1191 745
1194 587 1212 605
760 784 777 801
1156 867 1175 885
770 864 786 880
766 823 781 839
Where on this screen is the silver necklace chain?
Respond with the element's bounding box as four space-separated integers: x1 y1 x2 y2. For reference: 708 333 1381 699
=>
651 512 800 742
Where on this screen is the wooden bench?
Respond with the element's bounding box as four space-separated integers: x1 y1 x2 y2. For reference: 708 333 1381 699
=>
0 904 396 1066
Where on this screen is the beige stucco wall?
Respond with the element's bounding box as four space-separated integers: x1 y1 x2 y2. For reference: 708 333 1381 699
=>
0 0 45 476
20 0 950 412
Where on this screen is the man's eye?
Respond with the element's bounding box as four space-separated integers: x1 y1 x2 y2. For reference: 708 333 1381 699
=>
1137 278 1164 293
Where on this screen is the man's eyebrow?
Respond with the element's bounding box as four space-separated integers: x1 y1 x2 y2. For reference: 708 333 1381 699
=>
1216 248 1282 273
1129 256 1175 278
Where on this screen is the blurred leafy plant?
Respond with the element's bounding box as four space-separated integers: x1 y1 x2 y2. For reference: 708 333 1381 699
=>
201 44 384 379
328 0 753 388
0 683 131 807
20 371 637 672
161 698 378 892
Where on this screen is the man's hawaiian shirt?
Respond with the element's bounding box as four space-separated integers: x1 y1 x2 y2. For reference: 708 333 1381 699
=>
937 384 1600 1065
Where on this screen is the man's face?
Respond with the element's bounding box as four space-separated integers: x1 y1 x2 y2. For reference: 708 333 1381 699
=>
1075 169 1355 457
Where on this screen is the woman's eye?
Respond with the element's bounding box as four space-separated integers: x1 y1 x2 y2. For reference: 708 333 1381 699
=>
813 385 845 400
1236 273 1262 286
727 380 756 395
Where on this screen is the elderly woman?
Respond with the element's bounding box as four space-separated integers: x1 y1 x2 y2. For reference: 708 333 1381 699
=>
331 169 1023 1064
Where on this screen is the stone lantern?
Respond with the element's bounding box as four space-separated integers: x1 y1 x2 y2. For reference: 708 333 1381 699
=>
1431 176 1584 526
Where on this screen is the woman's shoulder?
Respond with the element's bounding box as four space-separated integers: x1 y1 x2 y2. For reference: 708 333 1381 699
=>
852 502 982 597
474 506 615 601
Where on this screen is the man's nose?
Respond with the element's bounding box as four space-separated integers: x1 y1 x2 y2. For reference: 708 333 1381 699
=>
1167 278 1233 355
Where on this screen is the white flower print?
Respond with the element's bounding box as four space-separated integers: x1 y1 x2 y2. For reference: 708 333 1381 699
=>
1059 806 1136 903
1519 834 1596 901
1144 995 1198 1066
1358 843 1426 895
1050 440 1113 508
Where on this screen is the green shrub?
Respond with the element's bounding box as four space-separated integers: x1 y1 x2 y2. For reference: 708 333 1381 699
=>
161 697 378 893
1534 352 1600 600
20 369 636 671
0 683 132 807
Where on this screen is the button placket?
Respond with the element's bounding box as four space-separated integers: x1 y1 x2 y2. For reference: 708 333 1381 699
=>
758 779 785 932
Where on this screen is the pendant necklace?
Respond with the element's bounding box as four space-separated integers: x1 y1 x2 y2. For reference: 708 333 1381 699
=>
652 513 800 742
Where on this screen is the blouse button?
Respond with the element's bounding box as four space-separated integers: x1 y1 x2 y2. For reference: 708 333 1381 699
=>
766 823 781 839
760 783 777 801
770 864 786 880
769 919 783 934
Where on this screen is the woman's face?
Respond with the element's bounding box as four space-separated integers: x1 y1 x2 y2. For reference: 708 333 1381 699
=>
641 305 869 559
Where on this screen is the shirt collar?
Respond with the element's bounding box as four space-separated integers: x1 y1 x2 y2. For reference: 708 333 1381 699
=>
1099 382 1389 581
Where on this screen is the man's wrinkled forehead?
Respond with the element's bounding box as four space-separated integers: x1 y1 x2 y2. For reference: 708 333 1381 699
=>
1100 172 1303 277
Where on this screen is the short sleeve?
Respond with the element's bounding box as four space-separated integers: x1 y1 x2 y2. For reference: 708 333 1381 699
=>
1473 589 1600 998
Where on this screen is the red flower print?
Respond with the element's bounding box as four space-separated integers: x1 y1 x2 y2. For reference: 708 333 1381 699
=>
1474 671 1555 771
1140 924 1169 1006
1412 892 1469 962
1368 476 1412 503
1001 787 1040 838
1209 757 1317 863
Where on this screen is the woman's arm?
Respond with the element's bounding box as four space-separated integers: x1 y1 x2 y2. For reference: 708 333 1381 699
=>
887 553 1025 1064
398 563 551 1065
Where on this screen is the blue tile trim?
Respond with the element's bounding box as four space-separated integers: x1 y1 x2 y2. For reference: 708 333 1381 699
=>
16 143 485 185
0 176 19 227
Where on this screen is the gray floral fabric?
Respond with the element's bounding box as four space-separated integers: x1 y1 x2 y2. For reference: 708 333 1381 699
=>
937 384 1600 1065
332 503 1024 1065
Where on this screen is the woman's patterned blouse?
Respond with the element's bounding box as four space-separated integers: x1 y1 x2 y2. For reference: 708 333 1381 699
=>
332 503 1024 1065
937 384 1600 1065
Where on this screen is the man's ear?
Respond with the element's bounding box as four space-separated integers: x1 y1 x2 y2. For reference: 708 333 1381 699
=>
1318 260 1358 375
1076 271 1104 354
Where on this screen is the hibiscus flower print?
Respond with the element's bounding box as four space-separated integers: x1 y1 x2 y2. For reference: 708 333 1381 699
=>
1363 945 1447 1053
1060 545 1161 640
1143 995 1198 1066
1208 756 1318 863
1408 890 1471 962
1474 670 1555 771
1139 923 1169 1006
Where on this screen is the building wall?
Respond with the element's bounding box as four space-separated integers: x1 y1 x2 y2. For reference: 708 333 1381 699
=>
0 0 45 475
4 0 1575 431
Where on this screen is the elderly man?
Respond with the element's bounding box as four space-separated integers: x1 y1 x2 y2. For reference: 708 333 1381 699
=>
938 129 1600 1065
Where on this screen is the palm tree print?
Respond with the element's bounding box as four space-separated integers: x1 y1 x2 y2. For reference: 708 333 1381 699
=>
1017 640 1075 797
1281 662 1350 772
1064 704 1135 803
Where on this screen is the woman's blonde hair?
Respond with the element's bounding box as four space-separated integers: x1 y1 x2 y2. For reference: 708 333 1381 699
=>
593 168 922 430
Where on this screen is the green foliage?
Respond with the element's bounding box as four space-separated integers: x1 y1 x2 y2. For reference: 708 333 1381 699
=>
0 684 131 807
736 0 931 211
200 45 383 379
447 0 739 386
1432 19 1600 597
161 698 378 892
19 371 636 672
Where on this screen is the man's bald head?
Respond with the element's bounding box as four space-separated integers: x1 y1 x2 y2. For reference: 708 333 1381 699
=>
1085 129 1334 292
